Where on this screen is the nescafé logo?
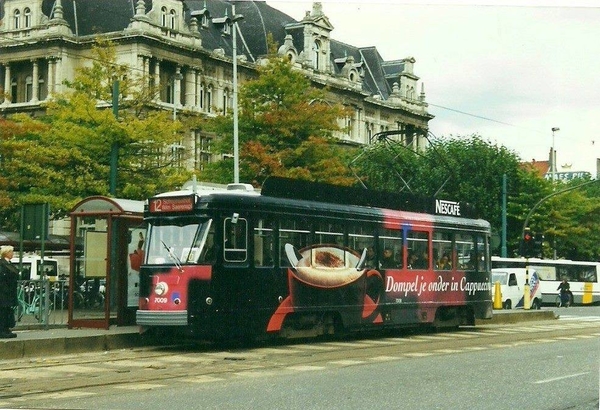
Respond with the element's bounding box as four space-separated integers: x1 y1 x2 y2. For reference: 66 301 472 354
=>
435 199 461 216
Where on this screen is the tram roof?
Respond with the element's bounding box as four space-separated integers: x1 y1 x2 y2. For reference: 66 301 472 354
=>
147 177 489 230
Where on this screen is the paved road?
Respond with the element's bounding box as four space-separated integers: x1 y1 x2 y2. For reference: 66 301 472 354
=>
0 314 598 409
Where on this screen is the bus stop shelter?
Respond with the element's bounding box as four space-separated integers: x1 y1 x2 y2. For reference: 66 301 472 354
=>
69 196 145 329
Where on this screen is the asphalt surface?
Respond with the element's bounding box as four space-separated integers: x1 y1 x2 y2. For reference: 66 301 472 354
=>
0 309 557 360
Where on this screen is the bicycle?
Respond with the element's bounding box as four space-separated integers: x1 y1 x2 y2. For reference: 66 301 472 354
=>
555 291 573 308
14 281 53 322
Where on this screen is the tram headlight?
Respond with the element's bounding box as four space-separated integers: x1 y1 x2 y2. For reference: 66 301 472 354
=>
154 282 168 296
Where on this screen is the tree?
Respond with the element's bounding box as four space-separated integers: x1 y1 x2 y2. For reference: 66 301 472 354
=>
353 134 551 256
0 40 193 230
202 54 355 186
542 179 600 261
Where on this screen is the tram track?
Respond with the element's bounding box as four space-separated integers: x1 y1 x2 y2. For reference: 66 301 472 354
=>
1 320 599 401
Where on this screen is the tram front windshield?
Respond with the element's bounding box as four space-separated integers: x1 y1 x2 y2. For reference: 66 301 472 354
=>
146 218 214 265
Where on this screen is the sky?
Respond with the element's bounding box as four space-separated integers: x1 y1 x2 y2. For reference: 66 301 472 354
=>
267 0 600 176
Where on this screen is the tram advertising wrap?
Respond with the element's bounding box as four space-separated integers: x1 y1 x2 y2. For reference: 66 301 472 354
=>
137 178 493 341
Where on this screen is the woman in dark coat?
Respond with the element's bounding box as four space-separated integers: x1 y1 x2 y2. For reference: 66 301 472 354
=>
0 245 19 338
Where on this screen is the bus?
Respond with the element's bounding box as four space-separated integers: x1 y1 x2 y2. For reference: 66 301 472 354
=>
491 256 600 306
136 177 493 341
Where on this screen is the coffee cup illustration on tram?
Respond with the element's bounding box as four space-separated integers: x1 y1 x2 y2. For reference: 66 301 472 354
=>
284 243 383 321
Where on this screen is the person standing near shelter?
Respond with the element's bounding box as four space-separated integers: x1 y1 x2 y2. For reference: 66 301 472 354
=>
0 245 19 338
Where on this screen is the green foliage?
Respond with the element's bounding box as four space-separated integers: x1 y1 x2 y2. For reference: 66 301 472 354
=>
202 55 354 186
0 40 192 230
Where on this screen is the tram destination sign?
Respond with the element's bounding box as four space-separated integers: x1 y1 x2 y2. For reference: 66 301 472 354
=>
148 196 194 213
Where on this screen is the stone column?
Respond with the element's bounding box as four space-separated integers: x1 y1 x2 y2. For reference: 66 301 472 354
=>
3 64 11 106
31 59 39 103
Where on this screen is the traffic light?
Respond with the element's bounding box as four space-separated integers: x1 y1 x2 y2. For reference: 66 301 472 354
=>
520 228 534 257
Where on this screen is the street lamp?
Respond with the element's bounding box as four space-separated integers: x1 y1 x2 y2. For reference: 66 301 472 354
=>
551 127 560 182
230 5 244 184
192 5 243 183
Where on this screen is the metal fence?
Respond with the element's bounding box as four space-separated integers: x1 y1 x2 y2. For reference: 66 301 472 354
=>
14 279 68 328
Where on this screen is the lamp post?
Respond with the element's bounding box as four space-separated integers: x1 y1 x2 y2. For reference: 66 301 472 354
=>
192 6 243 183
231 5 243 184
551 127 560 182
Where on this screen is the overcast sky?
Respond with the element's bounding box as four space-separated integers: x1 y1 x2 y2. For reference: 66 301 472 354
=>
267 0 600 176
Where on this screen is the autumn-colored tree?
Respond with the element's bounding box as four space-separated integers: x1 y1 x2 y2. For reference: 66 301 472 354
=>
0 40 192 230
202 53 355 186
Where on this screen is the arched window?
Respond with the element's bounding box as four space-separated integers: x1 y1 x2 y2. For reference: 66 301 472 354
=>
222 88 230 112
199 83 205 110
313 40 321 70
25 75 33 101
38 75 46 100
160 7 167 27
13 9 21 29
24 8 31 28
169 9 176 30
10 77 17 103
206 85 212 113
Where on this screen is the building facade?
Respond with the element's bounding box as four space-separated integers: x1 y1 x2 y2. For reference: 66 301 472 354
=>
0 0 433 171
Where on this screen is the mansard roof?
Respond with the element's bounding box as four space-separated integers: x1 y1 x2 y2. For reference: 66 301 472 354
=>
0 0 416 100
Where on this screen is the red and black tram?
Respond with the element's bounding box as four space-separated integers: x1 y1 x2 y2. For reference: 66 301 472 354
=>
137 177 493 341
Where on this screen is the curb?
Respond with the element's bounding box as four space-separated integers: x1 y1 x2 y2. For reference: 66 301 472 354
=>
0 332 157 360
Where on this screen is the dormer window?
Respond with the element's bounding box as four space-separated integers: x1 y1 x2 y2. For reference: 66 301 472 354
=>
190 9 210 29
13 9 21 29
313 40 321 70
223 22 231 35
24 8 31 28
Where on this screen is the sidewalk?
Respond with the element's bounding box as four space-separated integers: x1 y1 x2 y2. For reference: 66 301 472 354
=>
0 325 146 360
0 309 557 360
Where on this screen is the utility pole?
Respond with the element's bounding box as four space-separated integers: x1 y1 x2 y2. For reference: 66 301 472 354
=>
109 79 119 195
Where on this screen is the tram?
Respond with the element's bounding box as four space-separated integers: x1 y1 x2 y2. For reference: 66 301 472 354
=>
137 177 493 340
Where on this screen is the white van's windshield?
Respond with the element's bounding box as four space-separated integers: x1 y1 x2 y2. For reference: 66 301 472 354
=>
491 271 508 285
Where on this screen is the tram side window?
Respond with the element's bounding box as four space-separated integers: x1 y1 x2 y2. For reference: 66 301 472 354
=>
254 219 274 267
476 235 488 272
314 221 344 247
279 220 310 267
379 228 403 269
407 231 429 269
433 231 453 270
224 217 247 262
455 233 475 270
348 224 376 267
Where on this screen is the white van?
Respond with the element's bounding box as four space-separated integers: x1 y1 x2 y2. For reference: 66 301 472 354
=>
11 255 59 281
491 268 543 310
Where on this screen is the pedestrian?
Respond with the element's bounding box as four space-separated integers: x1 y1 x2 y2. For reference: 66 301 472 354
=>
0 245 19 338
557 277 571 307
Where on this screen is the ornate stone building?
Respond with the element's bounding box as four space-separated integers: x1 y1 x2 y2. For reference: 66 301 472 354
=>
0 0 433 171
